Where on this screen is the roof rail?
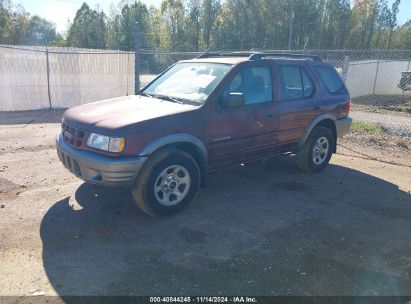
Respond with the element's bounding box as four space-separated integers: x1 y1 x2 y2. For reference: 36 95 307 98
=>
196 51 322 62
196 51 255 59
249 52 323 62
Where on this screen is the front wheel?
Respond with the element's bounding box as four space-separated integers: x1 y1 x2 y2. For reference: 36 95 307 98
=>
296 126 334 173
132 148 200 216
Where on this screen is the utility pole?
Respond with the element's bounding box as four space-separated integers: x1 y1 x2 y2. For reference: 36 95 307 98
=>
288 1 294 50
135 21 141 94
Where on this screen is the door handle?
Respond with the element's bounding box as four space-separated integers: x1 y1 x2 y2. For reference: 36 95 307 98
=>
265 112 273 118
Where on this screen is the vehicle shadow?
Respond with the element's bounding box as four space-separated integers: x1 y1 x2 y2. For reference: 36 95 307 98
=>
40 156 411 296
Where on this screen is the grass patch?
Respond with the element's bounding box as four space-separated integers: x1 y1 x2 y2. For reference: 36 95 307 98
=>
351 120 383 135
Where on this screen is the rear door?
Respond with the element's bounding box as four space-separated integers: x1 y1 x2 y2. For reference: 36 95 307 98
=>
208 61 279 169
275 62 321 152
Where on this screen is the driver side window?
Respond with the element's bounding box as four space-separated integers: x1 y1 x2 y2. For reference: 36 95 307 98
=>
223 66 273 105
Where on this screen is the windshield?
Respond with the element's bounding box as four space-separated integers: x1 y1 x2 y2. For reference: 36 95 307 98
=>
142 62 232 104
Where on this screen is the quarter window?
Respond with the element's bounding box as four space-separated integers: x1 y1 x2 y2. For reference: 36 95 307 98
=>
315 65 346 94
278 65 314 100
224 66 273 105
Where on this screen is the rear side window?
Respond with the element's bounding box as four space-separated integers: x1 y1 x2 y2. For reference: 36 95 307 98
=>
315 65 346 94
278 65 314 101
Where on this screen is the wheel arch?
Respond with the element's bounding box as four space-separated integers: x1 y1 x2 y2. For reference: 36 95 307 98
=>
297 114 337 153
139 134 208 187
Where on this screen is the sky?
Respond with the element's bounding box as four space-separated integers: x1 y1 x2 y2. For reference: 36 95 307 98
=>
15 0 411 34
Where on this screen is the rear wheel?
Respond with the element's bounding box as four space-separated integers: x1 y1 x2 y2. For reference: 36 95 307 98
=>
132 148 200 216
296 126 334 173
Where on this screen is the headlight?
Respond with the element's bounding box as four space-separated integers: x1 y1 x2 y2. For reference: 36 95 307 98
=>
87 133 125 153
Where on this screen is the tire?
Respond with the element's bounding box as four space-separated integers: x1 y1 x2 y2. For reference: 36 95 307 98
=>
132 148 200 216
296 126 334 173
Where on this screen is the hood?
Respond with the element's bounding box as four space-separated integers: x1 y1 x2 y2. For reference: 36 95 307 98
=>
63 95 198 131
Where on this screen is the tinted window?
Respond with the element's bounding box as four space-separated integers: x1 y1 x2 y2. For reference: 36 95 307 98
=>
279 65 314 100
315 65 346 94
224 66 272 105
301 69 314 97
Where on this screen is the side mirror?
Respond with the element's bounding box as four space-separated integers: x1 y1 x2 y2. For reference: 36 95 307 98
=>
221 92 245 108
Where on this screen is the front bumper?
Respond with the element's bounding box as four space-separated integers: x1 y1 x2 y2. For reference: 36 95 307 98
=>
336 117 352 138
56 133 147 187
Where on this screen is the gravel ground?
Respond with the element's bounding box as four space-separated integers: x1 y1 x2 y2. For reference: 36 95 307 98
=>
350 110 411 137
0 111 411 297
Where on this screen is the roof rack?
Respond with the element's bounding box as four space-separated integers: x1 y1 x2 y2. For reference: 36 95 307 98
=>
249 52 322 62
196 52 255 59
196 51 322 62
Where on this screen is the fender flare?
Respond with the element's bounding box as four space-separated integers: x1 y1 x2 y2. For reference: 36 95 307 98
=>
297 113 337 151
138 133 208 161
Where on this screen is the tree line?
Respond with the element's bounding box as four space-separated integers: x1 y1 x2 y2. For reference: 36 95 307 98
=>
0 0 64 46
1 0 411 50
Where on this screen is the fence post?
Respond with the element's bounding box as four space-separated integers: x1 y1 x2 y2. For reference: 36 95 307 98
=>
126 53 129 96
45 39 52 109
135 22 141 94
342 55 349 82
372 60 380 95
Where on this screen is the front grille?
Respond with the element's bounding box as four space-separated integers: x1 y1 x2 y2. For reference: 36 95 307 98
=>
62 122 86 147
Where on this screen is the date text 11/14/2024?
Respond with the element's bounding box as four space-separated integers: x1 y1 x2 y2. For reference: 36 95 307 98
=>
149 296 258 303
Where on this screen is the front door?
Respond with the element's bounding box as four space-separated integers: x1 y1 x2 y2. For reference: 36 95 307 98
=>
208 62 279 169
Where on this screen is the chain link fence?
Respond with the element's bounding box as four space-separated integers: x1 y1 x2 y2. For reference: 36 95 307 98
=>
1 46 410 163
0 45 134 111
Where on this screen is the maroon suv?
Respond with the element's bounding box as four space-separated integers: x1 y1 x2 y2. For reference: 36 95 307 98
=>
56 52 352 216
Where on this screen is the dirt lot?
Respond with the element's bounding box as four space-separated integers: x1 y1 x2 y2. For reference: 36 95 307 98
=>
0 110 411 297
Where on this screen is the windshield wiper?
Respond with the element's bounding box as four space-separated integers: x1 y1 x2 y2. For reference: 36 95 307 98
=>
139 92 154 98
154 94 185 104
